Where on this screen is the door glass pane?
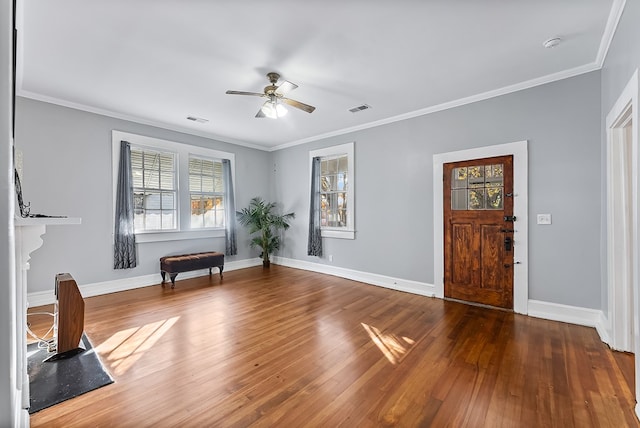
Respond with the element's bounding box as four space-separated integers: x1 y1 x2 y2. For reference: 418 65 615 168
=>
485 164 503 187
467 166 484 188
452 189 467 210
486 187 503 209
450 163 504 210
468 189 485 210
452 167 467 189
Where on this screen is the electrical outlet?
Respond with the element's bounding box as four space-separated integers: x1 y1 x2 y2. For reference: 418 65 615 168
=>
537 213 552 225
329 255 333 262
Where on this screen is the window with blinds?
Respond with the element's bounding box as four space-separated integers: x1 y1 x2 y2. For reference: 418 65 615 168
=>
131 147 177 232
309 142 355 239
189 156 225 228
320 155 348 228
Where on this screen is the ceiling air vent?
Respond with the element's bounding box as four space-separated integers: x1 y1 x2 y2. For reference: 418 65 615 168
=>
349 104 371 113
186 116 209 124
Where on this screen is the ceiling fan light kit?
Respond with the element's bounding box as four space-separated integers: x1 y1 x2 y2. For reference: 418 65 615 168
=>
261 99 288 119
226 72 316 119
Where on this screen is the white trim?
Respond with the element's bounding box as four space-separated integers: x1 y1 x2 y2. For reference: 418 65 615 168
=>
309 142 356 239
26 258 613 336
18 63 599 155
111 130 235 243
596 0 627 66
272 256 436 297
605 68 640 410
596 312 612 345
605 70 637 352
17 90 267 151
271 65 598 152
528 300 603 328
272 257 610 331
433 141 529 314
27 258 261 307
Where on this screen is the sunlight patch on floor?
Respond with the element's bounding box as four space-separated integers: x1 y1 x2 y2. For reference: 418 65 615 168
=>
361 323 415 365
96 316 179 375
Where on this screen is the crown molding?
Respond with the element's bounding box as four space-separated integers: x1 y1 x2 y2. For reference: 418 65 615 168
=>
270 62 601 152
16 90 271 152
596 0 626 67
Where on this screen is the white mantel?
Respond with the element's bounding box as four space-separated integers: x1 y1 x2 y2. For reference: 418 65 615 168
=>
14 216 81 419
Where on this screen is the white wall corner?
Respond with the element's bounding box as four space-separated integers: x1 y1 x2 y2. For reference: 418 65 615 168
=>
27 258 262 307
528 299 604 328
272 256 436 298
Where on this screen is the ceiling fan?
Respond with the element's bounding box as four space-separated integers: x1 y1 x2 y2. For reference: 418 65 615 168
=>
226 72 316 119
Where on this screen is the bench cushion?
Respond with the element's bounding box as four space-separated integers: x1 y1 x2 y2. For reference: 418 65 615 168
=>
160 251 224 273
160 252 224 288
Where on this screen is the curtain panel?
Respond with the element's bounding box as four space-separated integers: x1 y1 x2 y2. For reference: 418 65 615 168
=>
114 140 137 269
307 156 323 256
223 159 238 255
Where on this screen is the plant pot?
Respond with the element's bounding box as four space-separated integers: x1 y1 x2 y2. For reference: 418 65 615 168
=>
263 259 271 268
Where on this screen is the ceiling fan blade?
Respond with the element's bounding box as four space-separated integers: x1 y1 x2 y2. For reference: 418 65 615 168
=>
281 98 316 113
226 90 266 97
255 108 266 118
275 80 298 95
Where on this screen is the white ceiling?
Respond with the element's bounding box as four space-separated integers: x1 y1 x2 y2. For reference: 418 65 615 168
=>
17 0 622 151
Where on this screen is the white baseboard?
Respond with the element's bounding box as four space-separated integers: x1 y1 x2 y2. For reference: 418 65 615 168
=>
527 299 604 328
27 258 262 308
595 312 612 346
272 256 436 297
28 255 610 339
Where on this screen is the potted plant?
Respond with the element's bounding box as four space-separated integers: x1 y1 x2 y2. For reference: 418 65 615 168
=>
236 197 295 267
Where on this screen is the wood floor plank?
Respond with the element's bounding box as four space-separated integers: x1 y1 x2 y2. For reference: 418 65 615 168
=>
26 265 639 427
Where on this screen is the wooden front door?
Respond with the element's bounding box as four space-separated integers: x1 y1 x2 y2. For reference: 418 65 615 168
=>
443 155 514 309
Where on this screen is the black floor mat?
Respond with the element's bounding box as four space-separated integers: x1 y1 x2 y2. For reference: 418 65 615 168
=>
27 333 114 414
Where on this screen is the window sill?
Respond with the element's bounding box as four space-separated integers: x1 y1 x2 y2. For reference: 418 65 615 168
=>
321 229 355 240
135 229 225 243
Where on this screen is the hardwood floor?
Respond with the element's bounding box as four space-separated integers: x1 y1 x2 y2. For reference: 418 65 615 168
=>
27 265 638 427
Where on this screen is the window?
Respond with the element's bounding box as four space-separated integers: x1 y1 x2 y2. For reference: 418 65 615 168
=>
451 164 504 210
131 147 177 232
320 155 348 227
189 156 224 228
310 142 355 239
112 131 235 243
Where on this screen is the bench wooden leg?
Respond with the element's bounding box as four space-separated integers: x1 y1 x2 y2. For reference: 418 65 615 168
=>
219 265 224 278
169 273 178 289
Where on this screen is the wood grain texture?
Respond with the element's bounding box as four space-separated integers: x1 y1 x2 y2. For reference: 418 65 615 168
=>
27 266 638 427
55 273 84 353
444 156 514 309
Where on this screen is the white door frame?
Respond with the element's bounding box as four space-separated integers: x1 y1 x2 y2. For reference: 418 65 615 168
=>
433 140 529 314
605 69 639 414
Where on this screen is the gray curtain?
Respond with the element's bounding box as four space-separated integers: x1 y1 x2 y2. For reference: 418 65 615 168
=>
307 156 322 256
223 159 238 255
114 140 137 269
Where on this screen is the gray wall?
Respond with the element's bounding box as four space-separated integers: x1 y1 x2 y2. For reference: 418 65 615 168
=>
15 97 271 294
599 0 640 317
271 71 602 309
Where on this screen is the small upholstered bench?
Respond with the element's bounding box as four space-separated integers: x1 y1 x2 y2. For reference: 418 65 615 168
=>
160 251 224 288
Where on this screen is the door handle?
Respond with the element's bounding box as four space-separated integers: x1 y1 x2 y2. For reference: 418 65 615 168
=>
504 236 513 251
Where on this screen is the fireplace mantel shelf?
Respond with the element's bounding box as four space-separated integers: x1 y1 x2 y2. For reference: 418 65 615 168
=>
15 216 82 226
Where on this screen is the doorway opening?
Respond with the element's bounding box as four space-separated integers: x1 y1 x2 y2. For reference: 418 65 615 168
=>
606 69 639 411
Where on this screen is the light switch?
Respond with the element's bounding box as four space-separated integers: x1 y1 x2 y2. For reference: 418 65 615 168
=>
537 213 552 225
